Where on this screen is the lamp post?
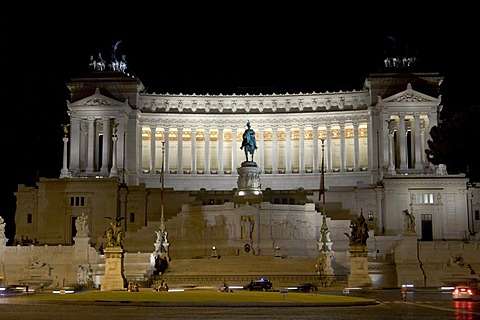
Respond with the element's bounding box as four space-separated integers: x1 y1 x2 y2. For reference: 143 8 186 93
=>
160 141 165 233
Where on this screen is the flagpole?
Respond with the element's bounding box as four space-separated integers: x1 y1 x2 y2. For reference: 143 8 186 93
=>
160 141 165 233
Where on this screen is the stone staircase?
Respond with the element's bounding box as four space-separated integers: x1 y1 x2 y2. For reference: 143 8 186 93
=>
165 255 317 276
155 254 349 289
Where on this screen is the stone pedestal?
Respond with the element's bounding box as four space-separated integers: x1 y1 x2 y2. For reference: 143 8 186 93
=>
73 233 90 264
317 251 335 286
318 251 334 276
101 247 126 291
348 245 372 288
395 234 424 287
234 162 262 204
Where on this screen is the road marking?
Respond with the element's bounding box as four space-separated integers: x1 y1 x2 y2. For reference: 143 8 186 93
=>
404 301 480 316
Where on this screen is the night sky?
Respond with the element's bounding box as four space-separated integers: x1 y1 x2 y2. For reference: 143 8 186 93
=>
1 5 478 242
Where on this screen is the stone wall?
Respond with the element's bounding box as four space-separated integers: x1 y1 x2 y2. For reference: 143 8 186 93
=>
0 233 151 289
395 236 480 287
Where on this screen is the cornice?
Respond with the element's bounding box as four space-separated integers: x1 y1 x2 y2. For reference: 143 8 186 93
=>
138 90 370 114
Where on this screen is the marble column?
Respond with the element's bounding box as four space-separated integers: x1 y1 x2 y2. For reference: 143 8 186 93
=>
420 121 426 169
339 122 346 172
177 126 183 174
60 136 70 178
312 125 319 173
258 126 265 173
81 121 88 171
399 113 407 170
388 131 395 174
69 116 80 172
326 124 332 173
382 114 391 172
149 125 156 174
191 126 197 174
272 126 278 173
205 126 210 174
285 126 291 174
218 126 224 175
101 117 110 173
164 128 170 173
231 127 237 172
299 125 305 173
86 116 95 173
413 113 423 170
353 122 359 171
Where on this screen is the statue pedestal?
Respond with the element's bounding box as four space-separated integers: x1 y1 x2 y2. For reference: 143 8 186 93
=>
234 162 262 204
101 247 126 291
395 235 424 286
348 245 372 288
318 251 334 276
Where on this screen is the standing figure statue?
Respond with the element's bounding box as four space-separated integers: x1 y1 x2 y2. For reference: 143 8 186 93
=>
240 120 258 162
403 209 416 232
75 212 89 234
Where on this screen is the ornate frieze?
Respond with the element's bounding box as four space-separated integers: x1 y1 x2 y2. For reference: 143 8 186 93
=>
138 91 369 114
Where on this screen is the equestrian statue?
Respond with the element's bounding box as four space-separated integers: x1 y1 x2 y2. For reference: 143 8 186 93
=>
240 120 258 162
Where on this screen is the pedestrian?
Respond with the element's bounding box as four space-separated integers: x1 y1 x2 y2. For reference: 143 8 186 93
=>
401 285 407 302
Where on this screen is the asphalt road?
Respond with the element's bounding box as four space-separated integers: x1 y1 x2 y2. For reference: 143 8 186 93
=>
0 289 479 319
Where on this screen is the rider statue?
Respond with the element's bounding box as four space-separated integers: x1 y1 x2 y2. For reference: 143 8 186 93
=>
240 120 258 162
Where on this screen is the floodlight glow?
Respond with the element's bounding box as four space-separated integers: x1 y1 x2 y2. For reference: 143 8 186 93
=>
53 289 75 294
440 286 454 290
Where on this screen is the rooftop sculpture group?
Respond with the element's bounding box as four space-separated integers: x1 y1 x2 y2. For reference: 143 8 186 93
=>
89 41 128 73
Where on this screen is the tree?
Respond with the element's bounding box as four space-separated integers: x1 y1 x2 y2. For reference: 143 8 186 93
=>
425 105 480 181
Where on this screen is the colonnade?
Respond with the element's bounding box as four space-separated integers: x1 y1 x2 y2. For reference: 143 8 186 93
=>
141 122 370 175
383 112 434 173
65 111 435 178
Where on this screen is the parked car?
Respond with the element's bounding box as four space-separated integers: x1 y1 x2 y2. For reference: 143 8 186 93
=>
244 279 273 291
452 286 474 300
291 283 317 292
0 285 33 295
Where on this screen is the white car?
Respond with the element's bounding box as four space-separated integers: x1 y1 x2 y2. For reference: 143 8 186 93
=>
452 286 474 300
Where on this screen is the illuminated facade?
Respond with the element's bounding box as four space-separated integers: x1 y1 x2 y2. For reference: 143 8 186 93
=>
11 67 480 288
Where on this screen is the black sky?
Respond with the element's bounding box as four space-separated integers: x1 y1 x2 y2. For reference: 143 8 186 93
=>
0 4 479 241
